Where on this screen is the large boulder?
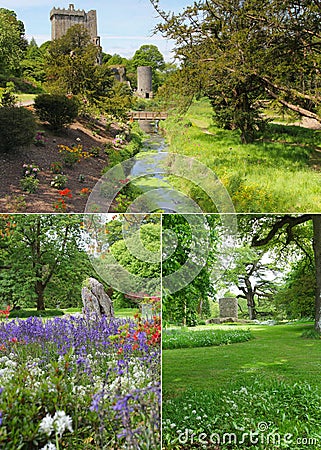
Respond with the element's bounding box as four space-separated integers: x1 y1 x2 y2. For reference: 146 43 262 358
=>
81 277 114 318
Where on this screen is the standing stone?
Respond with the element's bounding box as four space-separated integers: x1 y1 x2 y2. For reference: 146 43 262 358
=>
219 297 238 319
81 277 114 318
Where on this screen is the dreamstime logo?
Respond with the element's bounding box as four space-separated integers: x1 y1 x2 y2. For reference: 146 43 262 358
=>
177 423 318 447
84 152 238 296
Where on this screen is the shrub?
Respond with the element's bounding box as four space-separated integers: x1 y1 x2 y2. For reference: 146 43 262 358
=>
9 309 65 318
0 107 36 153
51 174 68 189
34 94 79 129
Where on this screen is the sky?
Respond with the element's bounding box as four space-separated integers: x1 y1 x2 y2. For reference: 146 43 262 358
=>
0 0 190 61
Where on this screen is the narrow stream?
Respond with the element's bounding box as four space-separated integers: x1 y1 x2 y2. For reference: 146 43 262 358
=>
129 120 180 213
86 120 208 214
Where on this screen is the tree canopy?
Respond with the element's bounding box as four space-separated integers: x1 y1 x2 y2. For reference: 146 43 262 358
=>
0 8 27 76
151 0 321 142
0 215 93 310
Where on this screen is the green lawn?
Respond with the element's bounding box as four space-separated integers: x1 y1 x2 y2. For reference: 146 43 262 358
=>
163 324 321 449
114 308 139 318
163 323 321 391
163 99 321 212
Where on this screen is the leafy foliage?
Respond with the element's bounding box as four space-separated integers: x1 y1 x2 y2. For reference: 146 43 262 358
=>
0 215 92 310
0 8 27 76
34 93 79 130
151 0 321 142
0 106 36 153
162 215 219 326
274 257 316 319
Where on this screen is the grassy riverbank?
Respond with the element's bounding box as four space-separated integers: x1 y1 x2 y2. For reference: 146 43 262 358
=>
162 99 321 212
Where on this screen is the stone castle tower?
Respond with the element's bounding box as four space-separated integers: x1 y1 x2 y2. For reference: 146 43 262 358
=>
50 4 100 47
137 66 153 99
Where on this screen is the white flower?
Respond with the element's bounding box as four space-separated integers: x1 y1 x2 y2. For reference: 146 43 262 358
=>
41 443 56 450
170 423 176 429
39 414 54 437
53 410 73 437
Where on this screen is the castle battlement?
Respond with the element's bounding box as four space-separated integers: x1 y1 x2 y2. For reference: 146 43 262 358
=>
50 4 99 43
50 8 86 19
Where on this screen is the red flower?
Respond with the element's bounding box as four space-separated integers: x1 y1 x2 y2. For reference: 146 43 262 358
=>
11 337 18 343
0 305 10 318
80 187 90 196
59 188 72 198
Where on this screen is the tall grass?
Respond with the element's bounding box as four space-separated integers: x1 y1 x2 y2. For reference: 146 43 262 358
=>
163 99 321 212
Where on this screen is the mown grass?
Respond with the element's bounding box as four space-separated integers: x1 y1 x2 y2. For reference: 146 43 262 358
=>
163 99 321 212
163 323 320 390
114 308 140 318
163 323 321 449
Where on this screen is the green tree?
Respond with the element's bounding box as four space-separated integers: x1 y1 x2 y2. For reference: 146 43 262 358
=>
45 25 133 117
86 215 161 305
274 257 316 319
0 8 27 76
218 245 280 320
132 44 165 91
45 26 112 101
21 37 46 83
162 215 219 326
151 0 321 142
0 215 88 310
250 214 321 332
132 45 165 72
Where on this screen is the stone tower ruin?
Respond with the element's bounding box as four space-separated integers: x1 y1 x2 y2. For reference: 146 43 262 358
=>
137 66 153 99
50 4 101 48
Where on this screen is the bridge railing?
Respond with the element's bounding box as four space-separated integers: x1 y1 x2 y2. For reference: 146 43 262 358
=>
128 111 168 120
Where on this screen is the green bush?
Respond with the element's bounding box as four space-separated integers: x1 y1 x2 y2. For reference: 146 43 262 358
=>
0 107 36 153
20 176 40 193
34 94 79 129
9 309 65 318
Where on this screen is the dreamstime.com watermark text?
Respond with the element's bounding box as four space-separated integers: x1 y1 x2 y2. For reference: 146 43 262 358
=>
177 422 318 447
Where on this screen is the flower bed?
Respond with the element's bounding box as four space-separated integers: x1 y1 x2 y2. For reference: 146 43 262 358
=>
0 314 161 449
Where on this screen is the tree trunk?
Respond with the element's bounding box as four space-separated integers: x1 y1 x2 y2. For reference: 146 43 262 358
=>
36 281 45 311
247 292 256 320
312 215 321 332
